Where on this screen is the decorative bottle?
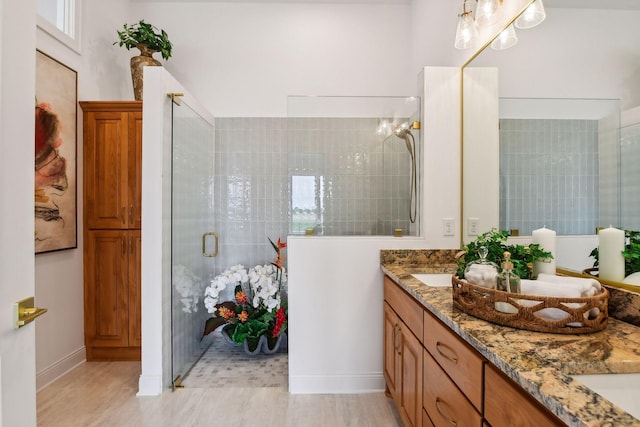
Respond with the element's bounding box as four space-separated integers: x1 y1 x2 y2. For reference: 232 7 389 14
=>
496 251 521 294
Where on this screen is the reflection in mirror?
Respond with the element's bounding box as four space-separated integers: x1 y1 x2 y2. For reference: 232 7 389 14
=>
498 97 620 236
461 3 640 288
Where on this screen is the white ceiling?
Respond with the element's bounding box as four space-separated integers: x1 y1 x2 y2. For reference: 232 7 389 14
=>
130 0 640 8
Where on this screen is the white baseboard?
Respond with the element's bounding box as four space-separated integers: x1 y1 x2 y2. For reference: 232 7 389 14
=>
288 372 385 394
36 347 86 392
137 374 163 396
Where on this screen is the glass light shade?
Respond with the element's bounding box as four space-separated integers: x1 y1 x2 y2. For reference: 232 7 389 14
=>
454 12 478 50
475 0 501 26
491 23 518 50
515 0 546 29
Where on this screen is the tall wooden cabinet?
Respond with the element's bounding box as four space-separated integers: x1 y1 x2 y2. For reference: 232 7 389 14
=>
80 101 142 361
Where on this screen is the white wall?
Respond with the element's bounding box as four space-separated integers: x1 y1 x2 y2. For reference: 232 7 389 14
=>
288 236 428 393
131 2 415 117
34 0 134 390
470 8 640 109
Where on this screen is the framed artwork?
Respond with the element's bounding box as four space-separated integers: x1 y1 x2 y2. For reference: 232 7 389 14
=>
35 50 77 254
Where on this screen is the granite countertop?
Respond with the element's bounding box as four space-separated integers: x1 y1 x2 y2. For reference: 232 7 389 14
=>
380 250 640 427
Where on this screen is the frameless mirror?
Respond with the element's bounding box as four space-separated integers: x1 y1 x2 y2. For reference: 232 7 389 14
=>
461 2 640 286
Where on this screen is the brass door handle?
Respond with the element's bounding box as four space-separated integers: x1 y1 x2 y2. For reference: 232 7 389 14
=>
13 296 47 328
202 232 219 257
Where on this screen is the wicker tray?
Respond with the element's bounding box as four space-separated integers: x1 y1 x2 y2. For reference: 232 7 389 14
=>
452 276 609 334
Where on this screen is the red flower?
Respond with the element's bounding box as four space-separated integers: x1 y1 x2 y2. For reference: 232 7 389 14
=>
235 291 248 304
218 306 235 320
276 238 287 250
238 310 249 323
271 306 286 338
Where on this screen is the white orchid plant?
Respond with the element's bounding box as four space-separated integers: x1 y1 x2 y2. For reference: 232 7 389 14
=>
202 238 288 351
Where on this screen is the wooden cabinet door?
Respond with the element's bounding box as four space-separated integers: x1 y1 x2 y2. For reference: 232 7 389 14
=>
485 364 565 427
84 111 129 229
127 112 143 229
128 230 142 346
85 230 129 348
399 326 423 427
384 303 400 400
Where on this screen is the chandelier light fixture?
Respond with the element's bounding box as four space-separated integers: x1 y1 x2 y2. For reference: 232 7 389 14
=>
455 0 479 50
454 0 546 51
515 0 546 29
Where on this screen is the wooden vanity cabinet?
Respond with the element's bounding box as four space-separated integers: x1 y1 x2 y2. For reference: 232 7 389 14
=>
384 277 424 427
485 364 565 427
423 349 482 427
383 275 567 427
81 101 142 361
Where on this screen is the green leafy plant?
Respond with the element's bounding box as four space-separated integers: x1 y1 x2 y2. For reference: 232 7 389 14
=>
115 20 173 60
456 228 553 280
589 229 640 277
202 238 288 352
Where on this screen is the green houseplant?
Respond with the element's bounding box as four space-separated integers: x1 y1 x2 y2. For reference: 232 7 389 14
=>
456 229 553 280
115 20 173 60
114 20 173 100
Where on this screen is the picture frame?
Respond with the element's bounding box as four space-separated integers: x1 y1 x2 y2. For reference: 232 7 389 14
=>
35 50 78 254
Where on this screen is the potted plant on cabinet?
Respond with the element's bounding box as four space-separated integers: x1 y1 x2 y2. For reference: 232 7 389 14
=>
114 20 173 100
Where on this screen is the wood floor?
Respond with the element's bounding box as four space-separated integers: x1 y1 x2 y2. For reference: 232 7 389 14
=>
37 361 402 427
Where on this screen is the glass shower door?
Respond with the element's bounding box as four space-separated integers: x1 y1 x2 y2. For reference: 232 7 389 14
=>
170 99 216 388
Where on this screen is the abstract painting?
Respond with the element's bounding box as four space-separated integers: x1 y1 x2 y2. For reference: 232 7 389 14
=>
35 50 77 254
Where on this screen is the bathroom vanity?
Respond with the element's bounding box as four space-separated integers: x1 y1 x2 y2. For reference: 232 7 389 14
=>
381 250 640 427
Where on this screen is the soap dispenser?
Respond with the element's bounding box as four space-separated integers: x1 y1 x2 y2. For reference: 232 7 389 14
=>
496 251 521 293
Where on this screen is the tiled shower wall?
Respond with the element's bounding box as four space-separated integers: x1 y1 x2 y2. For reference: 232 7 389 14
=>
621 122 640 230
499 118 599 235
213 117 414 275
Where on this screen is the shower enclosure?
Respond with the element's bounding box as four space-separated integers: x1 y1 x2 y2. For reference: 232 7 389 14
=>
170 98 216 387
287 96 421 237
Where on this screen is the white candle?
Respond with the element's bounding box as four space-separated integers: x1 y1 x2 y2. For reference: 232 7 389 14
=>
599 226 625 281
532 226 556 277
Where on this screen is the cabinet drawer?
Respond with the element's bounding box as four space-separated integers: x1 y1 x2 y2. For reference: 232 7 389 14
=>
485 364 565 427
384 276 423 341
423 310 483 411
423 349 482 427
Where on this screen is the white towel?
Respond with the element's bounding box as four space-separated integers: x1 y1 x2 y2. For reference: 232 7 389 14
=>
536 273 601 296
519 279 598 324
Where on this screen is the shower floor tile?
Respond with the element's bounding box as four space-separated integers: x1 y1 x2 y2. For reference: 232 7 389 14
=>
181 330 288 389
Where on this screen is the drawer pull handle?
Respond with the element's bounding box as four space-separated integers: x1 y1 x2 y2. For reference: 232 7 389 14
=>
394 324 402 352
436 341 458 364
435 397 457 426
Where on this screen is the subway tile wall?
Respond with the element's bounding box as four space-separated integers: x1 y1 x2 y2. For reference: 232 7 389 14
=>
214 117 415 275
499 119 599 235
621 122 640 230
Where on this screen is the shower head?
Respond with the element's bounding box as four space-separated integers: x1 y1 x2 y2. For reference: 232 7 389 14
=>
393 121 411 137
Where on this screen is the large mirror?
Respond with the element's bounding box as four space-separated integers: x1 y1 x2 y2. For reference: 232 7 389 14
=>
461 1 640 281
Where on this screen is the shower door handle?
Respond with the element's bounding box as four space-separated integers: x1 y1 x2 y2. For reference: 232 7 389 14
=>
202 232 219 257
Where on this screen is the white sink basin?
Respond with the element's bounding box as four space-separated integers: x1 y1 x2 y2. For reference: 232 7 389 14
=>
411 273 453 287
571 373 640 420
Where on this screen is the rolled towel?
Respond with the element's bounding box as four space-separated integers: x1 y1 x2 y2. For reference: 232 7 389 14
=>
520 279 595 325
521 279 583 298
536 273 601 295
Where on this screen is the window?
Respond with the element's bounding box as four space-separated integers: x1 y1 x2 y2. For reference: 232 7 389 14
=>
37 0 80 52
